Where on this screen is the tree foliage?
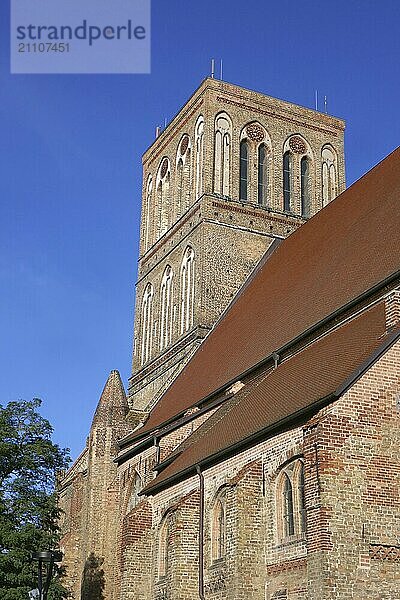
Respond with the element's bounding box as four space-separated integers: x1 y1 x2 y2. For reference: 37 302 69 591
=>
0 399 70 599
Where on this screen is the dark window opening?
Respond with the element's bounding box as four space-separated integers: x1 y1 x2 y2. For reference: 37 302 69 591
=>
301 156 310 217
240 140 248 201
258 144 268 206
283 474 294 537
283 152 291 211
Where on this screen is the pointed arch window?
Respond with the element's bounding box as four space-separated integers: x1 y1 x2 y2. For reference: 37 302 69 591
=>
239 140 249 201
283 151 292 212
183 149 191 212
158 518 169 579
176 135 191 216
176 159 184 217
195 117 204 199
283 474 294 537
159 266 174 351
212 492 226 561
258 144 269 206
180 247 195 334
301 156 311 217
322 146 338 206
214 114 231 196
143 175 153 251
277 459 306 541
140 283 154 365
157 158 171 237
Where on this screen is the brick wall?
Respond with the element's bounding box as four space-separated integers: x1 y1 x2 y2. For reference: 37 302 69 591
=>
118 336 399 600
119 500 153 600
306 339 400 599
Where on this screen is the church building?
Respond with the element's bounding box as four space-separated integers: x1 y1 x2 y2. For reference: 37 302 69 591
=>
58 78 400 600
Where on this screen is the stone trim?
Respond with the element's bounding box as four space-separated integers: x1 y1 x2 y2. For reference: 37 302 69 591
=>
266 557 307 575
211 200 305 226
216 95 342 135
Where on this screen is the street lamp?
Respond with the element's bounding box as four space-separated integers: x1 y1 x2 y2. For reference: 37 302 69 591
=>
30 550 63 600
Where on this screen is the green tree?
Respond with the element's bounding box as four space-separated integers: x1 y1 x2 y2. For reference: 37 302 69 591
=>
0 399 70 599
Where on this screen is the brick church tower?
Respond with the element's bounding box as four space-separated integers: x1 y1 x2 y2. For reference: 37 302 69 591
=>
59 78 349 600
128 78 345 423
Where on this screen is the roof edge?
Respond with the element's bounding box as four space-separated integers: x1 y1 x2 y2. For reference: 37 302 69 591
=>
116 392 232 464
124 269 400 447
141 393 336 496
335 326 400 397
142 327 400 497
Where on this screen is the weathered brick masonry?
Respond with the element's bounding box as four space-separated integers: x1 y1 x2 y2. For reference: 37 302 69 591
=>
59 79 399 600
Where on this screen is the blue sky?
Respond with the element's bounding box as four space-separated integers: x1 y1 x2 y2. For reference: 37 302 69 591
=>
1 0 399 460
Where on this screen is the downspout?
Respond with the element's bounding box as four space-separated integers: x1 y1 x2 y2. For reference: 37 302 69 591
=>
196 465 205 600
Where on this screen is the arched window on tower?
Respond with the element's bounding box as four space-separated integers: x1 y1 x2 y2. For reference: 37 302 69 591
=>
176 159 184 217
140 283 154 365
184 151 191 211
142 175 153 252
159 266 174 351
239 122 271 206
321 146 338 206
258 144 269 206
276 459 306 542
195 116 204 200
156 158 171 237
301 156 311 217
212 491 226 561
126 471 143 513
283 151 292 212
180 247 195 334
176 135 191 217
214 113 232 196
158 517 169 579
239 140 249 201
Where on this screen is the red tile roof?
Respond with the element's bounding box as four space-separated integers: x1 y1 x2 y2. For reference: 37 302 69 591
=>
144 302 397 494
131 147 400 443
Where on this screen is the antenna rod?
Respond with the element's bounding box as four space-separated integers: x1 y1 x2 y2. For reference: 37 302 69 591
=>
324 95 328 114
220 59 223 80
211 59 215 78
